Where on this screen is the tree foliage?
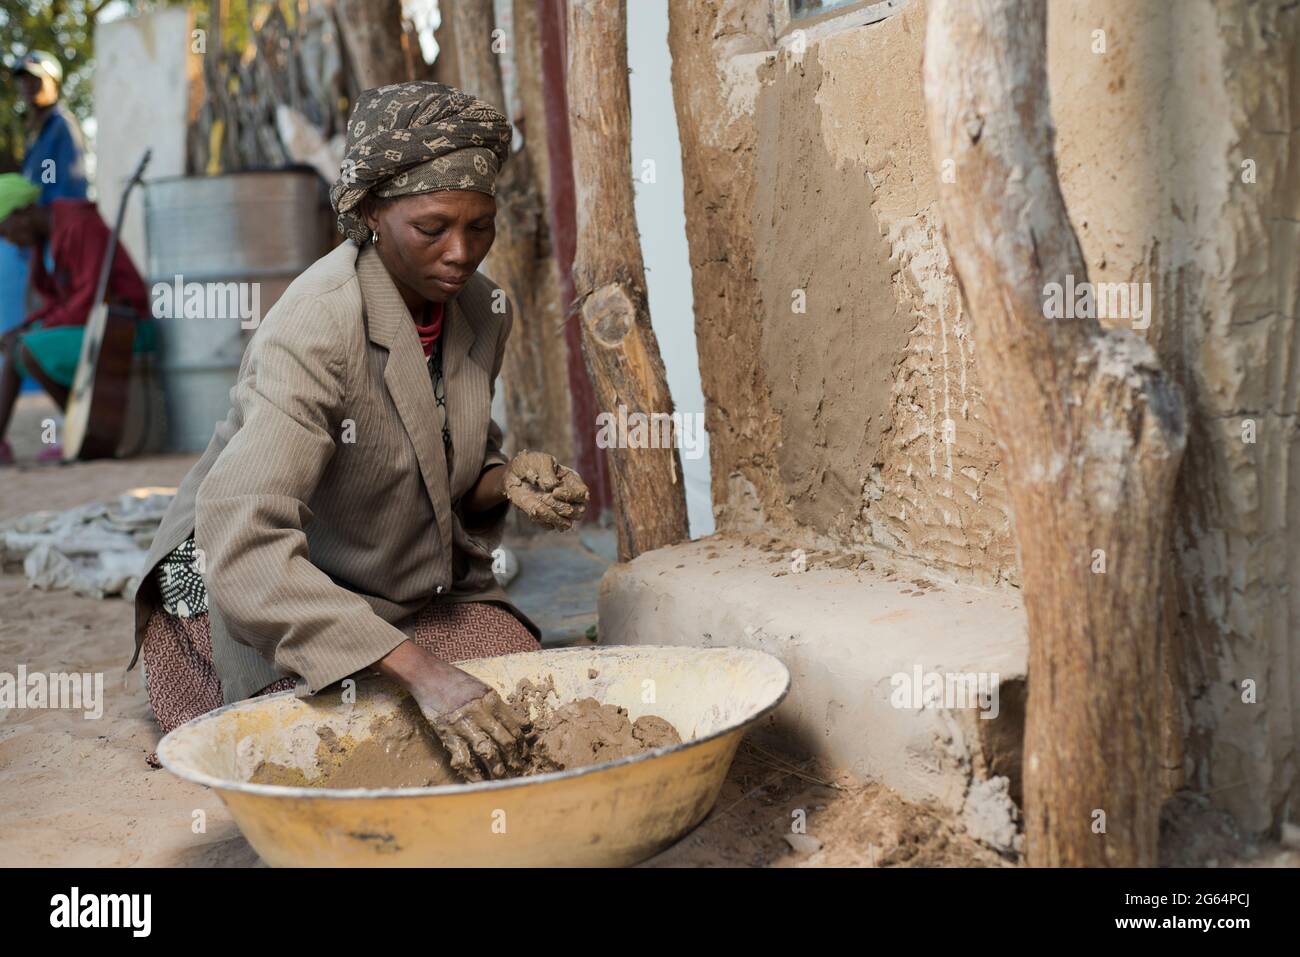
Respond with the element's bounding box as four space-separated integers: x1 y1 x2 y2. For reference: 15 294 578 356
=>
0 0 257 175
0 0 99 171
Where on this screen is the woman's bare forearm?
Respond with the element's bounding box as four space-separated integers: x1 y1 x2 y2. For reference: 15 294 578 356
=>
462 462 507 514
374 640 487 714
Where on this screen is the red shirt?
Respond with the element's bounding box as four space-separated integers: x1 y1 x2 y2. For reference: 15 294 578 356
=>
26 199 148 330
413 301 445 358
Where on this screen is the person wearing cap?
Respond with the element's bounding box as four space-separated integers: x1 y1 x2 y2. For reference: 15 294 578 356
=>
0 52 90 408
12 51 88 204
132 82 591 781
0 173 151 464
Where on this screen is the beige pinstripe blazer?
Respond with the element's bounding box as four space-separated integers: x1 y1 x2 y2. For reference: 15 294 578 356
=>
130 240 536 704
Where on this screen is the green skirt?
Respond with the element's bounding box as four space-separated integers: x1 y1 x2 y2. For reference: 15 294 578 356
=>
13 319 156 388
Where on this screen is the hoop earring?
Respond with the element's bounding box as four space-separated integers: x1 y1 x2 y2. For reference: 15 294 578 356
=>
371 230 379 245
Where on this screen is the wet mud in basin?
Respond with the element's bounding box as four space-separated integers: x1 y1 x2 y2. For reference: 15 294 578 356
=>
247 675 683 788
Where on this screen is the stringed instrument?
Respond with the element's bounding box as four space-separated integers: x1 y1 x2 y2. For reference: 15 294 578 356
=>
62 149 152 462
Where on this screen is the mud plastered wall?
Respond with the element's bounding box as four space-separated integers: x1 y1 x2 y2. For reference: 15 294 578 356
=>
670 0 1298 831
672 0 1017 583
756 2 1016 583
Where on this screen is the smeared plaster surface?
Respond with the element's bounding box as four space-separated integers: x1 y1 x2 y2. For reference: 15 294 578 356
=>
869 209 1014 579
720 51 776 123
751 46 909 540
962 775 1024 856
748 1 1016 582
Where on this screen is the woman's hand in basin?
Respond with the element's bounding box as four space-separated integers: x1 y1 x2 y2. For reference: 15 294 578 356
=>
375 640 527 782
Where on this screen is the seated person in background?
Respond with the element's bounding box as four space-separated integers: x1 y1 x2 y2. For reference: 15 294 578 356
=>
1 51 91 367
0 173 151 465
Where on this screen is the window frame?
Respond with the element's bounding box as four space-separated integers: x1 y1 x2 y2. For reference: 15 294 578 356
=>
774 0 909 42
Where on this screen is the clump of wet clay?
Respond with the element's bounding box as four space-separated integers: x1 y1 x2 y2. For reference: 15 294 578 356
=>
248 704 459 789
244 676 683 789
507 676 682 775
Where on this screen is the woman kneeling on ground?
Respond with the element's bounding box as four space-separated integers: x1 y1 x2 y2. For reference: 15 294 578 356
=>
130 82 589 781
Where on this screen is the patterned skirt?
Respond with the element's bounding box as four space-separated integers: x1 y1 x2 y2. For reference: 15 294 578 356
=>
141 601 540 767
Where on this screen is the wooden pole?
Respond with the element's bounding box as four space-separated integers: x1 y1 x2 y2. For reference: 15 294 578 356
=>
537 0 612 520
565 0 688 560
923 0 1187 865
444 0 500 105
439 0 575 481
335 0 410 90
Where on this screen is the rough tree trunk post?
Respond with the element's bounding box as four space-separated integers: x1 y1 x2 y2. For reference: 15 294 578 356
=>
665 0 782 535
444 0 501 108
334 0 410 90
508 0 578 469
537 0 614 519
566 0 689 560
432 3 461 89
923 0 1188 866
441 0 575 491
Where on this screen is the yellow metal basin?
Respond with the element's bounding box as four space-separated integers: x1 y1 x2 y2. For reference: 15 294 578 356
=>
157 645 790 866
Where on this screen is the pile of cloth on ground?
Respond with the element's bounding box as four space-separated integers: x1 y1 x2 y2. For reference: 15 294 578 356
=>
0 488 175 599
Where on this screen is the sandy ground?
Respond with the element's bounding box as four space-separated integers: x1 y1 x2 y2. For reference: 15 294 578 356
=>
0 572 262 866
0 427 260 866
644 742 1008 867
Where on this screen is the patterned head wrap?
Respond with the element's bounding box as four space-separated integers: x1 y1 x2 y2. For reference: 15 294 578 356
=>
330 81 512 244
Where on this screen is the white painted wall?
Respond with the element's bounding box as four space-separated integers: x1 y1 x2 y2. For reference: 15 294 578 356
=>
93 7 193 273
627 0 713 537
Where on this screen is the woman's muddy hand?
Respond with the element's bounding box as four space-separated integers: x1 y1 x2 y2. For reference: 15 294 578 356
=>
375 641 527 782
422 690 529 782
504 450 590 531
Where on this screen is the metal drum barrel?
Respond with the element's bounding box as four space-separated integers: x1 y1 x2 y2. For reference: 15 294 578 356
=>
144 170 332 452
